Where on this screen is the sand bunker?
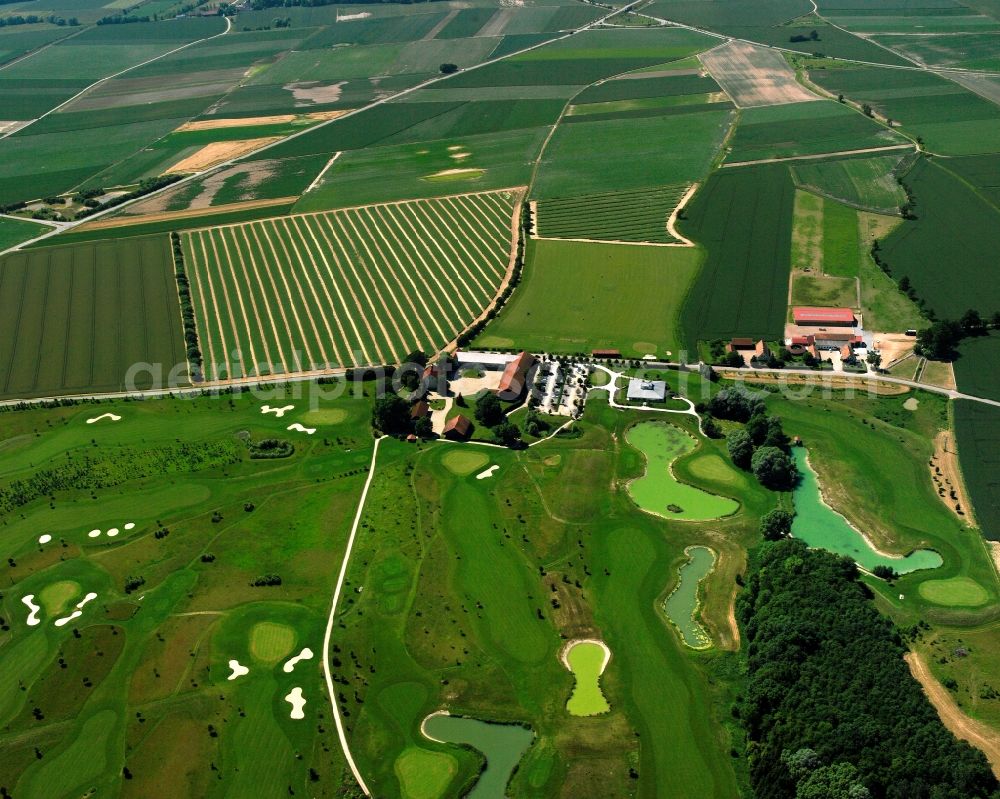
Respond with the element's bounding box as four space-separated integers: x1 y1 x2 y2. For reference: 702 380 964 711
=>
21 595 41 626
262 404 294 418
476 465 499 480
169 138 282 173
87 413 121 424
287 423 316 435
38 534 51 545
88 529 101 538
904 397 919 410
107 527 119 537
285 686 306 719
337 11 370 20
282 647 314 673
227 659 250 680
54 592 97 627
124 522 135 531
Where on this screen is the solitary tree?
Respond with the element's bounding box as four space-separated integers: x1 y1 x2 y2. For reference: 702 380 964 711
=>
439 63 458 74
751 446 797 491
493 421 522 448
475 392 504 428
760 508 794 540
372 394 411 436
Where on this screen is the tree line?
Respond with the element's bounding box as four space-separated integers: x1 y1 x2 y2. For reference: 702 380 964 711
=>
737 539 999 799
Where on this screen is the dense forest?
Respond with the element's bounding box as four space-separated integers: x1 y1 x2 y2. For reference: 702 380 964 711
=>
737 539 998 799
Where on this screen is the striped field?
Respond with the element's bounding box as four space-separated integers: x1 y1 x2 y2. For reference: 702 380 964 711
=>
182 189 520 380
535 184 690 244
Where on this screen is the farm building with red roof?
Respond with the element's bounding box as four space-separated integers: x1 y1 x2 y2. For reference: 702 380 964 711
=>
495 351 536 402
443 415 472 441
793 307 856 326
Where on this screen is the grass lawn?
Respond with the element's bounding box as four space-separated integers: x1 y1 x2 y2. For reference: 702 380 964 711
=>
0 216 48 252
477 238 702 358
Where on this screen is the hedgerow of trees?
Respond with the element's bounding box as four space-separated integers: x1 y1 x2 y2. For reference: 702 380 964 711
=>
738 539 999 799
171 231 204 381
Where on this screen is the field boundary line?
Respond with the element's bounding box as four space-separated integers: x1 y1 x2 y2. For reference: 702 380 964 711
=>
72 196 298 233
306 151 342 193
348 207 446 346
443 190 525 353
723 143 915 168
0 16 233 142
323 435 384 799
665 182 698 246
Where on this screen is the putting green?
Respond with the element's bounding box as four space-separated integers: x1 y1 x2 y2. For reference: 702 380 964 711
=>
441 448 490 476
625 422 739 520
394 747 457 799
918 576 990 607
249 622 297 664
564 641 611 716
664 546 715 649
301 408 348 425
39 581 80 615
685 451 742 489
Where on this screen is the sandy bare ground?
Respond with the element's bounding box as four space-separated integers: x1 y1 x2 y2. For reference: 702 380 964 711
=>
169 138 283 172
177 110 349 131
285 81 346 105
931 430 977 526
74 197 296 231
700 40 819 108
0 120 32 135
478 7 514 37
906 652 1000 779
872 332 915 369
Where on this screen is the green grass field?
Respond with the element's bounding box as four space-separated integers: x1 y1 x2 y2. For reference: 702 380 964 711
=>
183 189 518 378
0 235 186 399
0 217 48 252
477 238 702 358
790 152 909 213
679 163 795 348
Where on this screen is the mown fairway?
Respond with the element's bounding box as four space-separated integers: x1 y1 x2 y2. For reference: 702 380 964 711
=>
479 238 701 358
0 383 374 797
182 189 519 379
0 236 185 400
679 163 795 348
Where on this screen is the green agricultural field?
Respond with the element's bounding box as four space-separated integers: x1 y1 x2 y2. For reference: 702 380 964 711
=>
809 65 1000 156
535 183 690 243
183 189 519 378
725 100 906 163
0 217 48 252
533 109 732 199
478 238 702 358
0 382 375 796
955 334 1000 404
790 152 910 213
880 157 1000 319
955 401 1000 541
679 163 795 348
0 236 186 400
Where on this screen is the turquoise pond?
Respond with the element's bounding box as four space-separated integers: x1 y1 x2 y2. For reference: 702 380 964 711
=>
422 714 533 799
791 447 942 574
663 546 716 649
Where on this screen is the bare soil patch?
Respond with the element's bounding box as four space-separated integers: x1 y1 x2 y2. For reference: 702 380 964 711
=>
75 197 295 231
168 138 283 172
700 40 820 107
285 80 346 105
931 430 977 526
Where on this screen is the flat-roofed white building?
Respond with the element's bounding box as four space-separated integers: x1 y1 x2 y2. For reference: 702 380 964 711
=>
627 378 667 402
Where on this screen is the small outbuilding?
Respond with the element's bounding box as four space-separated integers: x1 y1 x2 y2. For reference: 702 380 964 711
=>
626 379 668 403
410 400 429 420
592 349 622 359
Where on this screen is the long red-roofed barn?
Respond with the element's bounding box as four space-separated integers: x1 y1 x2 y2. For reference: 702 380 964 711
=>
495 351 536 402
792 307 856 326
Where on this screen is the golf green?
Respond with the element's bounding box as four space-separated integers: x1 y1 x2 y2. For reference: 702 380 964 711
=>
394 746 458 799
918 576 990 607
663 546 715 649
441 449 490 476
626 422 739 520
791 447 942 574
564 640 611 716
422 714 533 799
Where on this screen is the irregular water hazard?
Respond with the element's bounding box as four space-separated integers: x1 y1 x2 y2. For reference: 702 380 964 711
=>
422 713 533 799
664 546 716 649
626 422 739 520
791 447 942 574
562 640 611 716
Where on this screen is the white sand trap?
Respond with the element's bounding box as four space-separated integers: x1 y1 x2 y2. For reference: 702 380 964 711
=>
282 647 314 673
86 413 121 424
54 592 97 627
904 397 919 411
287 423 316 435
476 465 500 480
38 534 52 545
107 528 120 538
227 659 250 680
88 529 101 538
124 522 135 531
21 595 41 626
337 10 370 19
285 686 306 719
262 404 294 418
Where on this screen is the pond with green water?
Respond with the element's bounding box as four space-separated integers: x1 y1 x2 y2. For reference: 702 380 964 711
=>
791 447 942 574
626 421 739 520
422 714 533 799
564 641 611 716
663 546 716 649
